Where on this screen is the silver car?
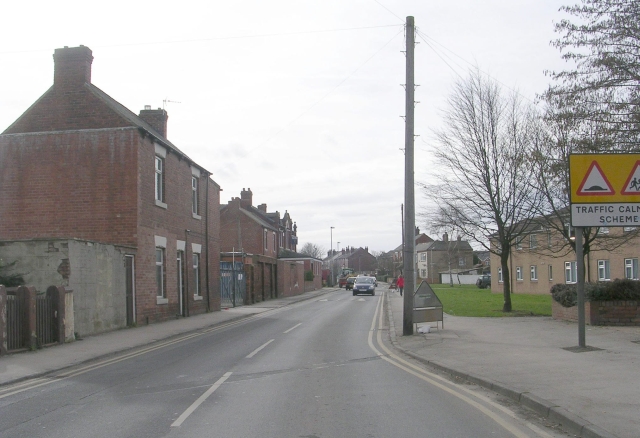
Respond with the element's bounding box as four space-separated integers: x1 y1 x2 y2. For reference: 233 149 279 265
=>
353 276 376 296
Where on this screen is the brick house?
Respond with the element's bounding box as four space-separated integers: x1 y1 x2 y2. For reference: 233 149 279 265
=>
331 246 377 275
220 188 301 301
415 234 474 284
0 46 221 335
490 221 640 295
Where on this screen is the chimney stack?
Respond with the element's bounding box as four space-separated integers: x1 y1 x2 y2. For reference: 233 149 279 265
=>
258 203 267 213
443 232 449 242
139 106 169 138
240 188 253 208
53 45 93 88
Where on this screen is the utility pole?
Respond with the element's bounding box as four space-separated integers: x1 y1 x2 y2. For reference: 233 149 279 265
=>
403 16 416 336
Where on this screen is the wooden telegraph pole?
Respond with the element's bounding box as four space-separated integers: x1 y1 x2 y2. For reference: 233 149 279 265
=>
403 16 416 336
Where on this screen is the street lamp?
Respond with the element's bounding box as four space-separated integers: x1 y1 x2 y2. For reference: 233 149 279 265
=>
330 227 335 286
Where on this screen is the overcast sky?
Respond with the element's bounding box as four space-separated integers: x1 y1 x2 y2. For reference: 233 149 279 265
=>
1 0 569 254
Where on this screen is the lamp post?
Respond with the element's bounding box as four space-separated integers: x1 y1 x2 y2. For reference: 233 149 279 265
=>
330 227 335 286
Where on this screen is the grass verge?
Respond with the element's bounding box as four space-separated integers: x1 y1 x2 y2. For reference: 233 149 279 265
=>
429 284 552 317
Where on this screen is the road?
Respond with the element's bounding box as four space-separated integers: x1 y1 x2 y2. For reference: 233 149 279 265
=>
0 285 567 438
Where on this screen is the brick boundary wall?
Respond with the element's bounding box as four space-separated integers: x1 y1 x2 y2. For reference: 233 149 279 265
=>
552 300 640 326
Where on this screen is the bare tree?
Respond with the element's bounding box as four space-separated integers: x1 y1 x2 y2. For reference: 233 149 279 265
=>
543 0 640 150
421 69 541 312
531 99 640 281
536 0 640 278
298 242 325 259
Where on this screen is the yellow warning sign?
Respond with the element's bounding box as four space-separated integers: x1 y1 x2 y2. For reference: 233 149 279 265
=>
570 154 640 203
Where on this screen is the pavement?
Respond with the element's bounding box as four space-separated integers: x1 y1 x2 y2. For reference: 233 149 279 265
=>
1 286 639 438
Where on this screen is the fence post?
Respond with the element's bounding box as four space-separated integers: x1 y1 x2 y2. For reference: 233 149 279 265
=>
47 286 66 345
0 285 6 356
19 286 37 350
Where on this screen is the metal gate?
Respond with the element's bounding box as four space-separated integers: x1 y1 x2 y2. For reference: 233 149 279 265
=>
36 292 57 346
6 291 25 351
220 261 245 308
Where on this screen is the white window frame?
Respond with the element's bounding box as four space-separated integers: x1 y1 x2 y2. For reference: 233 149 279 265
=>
193 252 201 299
529 234 537 249
565 261 577 284
192 176 199 216
155 156 164 204
548 265 553 282
530 265 538 281
516 237 522 250
420 253 426 261
155 144 167 208
625 258 638 280
598 226 610 235
156 247 166 301
516 266 523 281
564 223 575 239
598 259 611 281
498 268 503 283
264 230 268 250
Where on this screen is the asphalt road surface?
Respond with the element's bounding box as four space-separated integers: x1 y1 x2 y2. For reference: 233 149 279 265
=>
0 286 567 438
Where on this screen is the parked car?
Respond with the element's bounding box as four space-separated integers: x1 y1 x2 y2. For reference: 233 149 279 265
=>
353 277 376 296
345 277 356 291
476 274 491 289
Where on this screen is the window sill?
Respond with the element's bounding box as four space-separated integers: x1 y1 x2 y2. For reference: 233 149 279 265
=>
156 200 167 209
157 297 168 305
192 213 201 220
193 295 203 301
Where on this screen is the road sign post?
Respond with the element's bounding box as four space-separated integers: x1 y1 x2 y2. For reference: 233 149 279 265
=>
570 154 640 347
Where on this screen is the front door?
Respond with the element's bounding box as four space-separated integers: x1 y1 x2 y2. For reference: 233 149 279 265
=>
177 250 185 316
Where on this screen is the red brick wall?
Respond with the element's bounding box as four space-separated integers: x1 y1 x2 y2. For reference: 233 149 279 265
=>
552 300 640 326
278 260 304 297
0 129 139 246
135 136 220 323
3 85 132 134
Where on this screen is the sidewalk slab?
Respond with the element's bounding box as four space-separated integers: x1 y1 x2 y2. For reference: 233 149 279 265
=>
386 289 640 438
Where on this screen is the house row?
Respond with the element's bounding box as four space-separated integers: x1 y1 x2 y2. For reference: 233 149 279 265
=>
323 246 377 284
490 222 640 295
0 46 322 338
388 228 478 284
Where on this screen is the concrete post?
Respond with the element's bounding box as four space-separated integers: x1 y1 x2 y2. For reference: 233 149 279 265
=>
47 286 67 345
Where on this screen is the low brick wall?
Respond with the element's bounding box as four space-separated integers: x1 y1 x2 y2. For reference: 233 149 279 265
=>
552 300 640 326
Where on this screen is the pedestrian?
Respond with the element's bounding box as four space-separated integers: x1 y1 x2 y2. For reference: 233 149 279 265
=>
397 275 404 296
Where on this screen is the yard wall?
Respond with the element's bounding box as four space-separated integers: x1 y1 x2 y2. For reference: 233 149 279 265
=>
552 300 640 326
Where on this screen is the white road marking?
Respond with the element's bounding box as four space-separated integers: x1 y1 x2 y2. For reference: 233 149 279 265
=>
284 323 302 333
171 372 232 427
368 293 551 438
246 339 274 358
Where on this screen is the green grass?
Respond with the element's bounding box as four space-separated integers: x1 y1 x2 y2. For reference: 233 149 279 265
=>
428 284 552 317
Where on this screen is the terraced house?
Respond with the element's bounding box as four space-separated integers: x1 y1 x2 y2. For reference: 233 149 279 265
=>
0 46 221 336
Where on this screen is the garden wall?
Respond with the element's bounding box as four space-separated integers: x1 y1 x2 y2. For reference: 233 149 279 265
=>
552 300 640 326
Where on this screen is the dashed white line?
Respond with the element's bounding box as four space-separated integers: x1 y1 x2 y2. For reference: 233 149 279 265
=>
246 339 274 358
171 371 232 427
284 323 302 333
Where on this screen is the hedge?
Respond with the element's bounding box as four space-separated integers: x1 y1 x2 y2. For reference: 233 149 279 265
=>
551 279 640 307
